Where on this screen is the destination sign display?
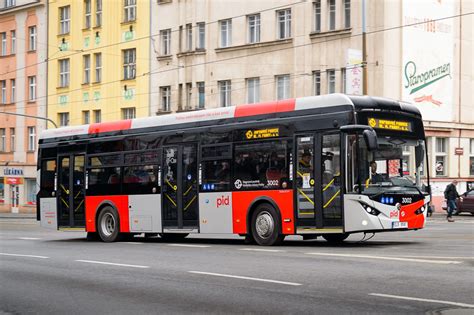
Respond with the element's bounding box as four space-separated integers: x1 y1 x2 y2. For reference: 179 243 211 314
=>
245 128 280 139
368 118 412 132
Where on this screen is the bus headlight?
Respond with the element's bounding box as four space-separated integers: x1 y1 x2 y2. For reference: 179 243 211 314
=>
361 203 380 216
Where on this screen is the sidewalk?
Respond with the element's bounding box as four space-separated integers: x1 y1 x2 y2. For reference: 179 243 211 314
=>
0 213 36 219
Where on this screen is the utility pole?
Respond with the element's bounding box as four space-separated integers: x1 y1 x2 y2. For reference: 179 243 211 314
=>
362 0 368 95
0 112 58 128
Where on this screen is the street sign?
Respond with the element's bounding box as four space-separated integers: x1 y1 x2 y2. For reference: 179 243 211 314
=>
454 147 464 155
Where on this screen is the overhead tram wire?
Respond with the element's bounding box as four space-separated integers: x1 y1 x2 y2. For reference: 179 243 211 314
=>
0 0 307 77
6 11 473 112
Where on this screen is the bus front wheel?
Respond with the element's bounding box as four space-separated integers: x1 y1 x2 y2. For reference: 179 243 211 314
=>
251 203 284 246
322 233 348 243
97 206 122 242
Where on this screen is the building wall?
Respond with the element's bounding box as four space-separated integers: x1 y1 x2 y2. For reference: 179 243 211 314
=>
47 0 150 128
0 0 47 213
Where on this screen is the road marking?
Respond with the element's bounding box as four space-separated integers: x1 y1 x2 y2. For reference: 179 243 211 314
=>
124 242 145 245
18 237 41 240
305 252 462 264
369 293 474 308
75 260 149 269
398 255 474 260
189 271 302 286
239 248 285 253
0 253 49 259
168 244 211 248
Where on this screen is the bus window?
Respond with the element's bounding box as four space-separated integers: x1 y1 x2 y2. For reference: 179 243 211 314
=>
233 140 291 190
87 167 121 196
201 144 231 191
39 159 56 198
88 154 122 167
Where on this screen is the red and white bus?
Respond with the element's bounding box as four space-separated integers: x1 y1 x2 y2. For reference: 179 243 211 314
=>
37 94 431 245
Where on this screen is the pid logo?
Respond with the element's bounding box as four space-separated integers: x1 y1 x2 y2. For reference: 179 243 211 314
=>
216 196 230 208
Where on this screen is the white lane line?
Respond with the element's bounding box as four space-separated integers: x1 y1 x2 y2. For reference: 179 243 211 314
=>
75 260 149 269
189 271 302 286
124 242 145 245
18 237 41 240
239 248 285 253
305 252 462 265
168 244 211 248
0 253 49 259
369 293 474 308
398 255 474 260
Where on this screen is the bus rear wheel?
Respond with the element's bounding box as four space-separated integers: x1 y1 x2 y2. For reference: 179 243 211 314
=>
322 233 348 243
251 203 284 246
97 206 122 242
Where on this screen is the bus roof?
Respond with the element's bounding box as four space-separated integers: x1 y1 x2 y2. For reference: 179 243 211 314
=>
40 94 420 140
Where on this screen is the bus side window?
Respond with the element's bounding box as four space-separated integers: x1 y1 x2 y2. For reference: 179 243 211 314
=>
40 159 56 197
201 144 232 192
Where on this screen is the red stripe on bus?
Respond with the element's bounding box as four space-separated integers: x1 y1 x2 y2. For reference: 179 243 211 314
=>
400 199 425 229
88 120 132 134
232 190 294 235
234 99 296 118
85 195 130 233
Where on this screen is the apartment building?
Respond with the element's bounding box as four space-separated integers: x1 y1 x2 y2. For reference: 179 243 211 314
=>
0 0 47 213
47 0 150 129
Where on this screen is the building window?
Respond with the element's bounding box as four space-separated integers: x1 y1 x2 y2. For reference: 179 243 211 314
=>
28 126 36 151
219 80 231 107
93 109 101 123
1 33 6 56
122 107 136 119
26 179 37 204
246 77 260 104
344 0 351 28
341 67 346 93
313 71 321 95
59 6 71 35
4 0 15 8
28 76 36 101
160 29 171 55
10 30 15 54
327 69 335 93
196 22 205 50
28 26 36 51
10 128 15 152
83 55 91 84
82 111 90 124
96 0 102 27
59 112 69 127
328 0 336 31
186 23 192 51
0 129 5 152
124 0 136 22
197 82 205 109
94 53 101 82
276 74 290 100
314 0 321 32
435 137 447 176
248 14 261 44
123 48 136 80
0 81 5 104
470 139 474 176
84 0 91 28
10 79 15 103
277 9 291 39
185 83 192 109
59 59 70 87
220 19 232 48
160 86 171 112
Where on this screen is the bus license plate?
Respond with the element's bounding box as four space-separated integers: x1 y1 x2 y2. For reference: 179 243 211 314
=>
392 221 408 229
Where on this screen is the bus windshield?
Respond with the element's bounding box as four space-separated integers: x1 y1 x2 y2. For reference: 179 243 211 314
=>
347 135 427 196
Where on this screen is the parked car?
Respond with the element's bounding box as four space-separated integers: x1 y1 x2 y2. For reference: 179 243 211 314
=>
442 189 474 215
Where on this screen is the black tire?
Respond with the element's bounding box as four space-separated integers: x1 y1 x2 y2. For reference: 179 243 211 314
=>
86 232 99 241
97 206 122 242
322 233 349 243
251 203 284 246
159 233 189 242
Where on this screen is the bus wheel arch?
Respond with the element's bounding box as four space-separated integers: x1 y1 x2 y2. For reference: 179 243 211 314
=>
247 198 284 246
96 202 122 242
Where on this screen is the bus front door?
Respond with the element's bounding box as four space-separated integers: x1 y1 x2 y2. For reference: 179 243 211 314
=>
295 134 342 233
162 144 199 230
57 154 86 228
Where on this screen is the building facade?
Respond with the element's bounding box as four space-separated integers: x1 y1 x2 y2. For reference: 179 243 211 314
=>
150 0 473 211
47 0 150 129
0 0 47 213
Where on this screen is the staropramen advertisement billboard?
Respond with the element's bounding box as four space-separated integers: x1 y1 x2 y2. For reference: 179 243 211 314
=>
402 0 454 121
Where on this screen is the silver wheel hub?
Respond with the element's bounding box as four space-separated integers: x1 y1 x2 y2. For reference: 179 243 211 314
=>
101 213 115 237
255 211 274 239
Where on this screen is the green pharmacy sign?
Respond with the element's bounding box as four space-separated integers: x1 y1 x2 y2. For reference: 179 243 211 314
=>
404 61 451 95
58 95 68 105
83 92 89 103
84 37 90 48
123 31 134 42
93 91 101 101
123 88 134 100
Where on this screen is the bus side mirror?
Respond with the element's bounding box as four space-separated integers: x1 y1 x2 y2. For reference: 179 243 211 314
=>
415 144 424 168
363 129 378 151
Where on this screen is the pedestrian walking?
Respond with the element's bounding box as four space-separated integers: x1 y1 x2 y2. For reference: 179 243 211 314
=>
444 180 461 222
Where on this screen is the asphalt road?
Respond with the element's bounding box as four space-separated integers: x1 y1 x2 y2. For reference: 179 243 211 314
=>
1 214 473 314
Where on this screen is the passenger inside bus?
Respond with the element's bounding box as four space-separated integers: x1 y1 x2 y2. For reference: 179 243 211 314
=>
369 160 384 184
